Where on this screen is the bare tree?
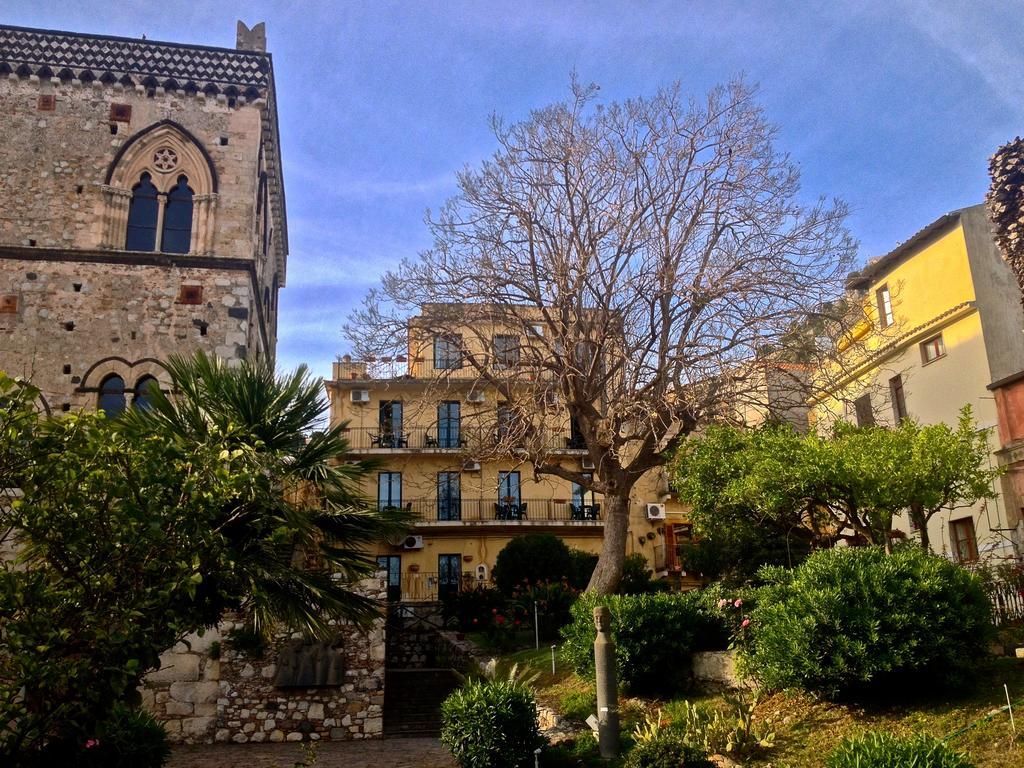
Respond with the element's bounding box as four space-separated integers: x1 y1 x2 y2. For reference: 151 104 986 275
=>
346 78 856 594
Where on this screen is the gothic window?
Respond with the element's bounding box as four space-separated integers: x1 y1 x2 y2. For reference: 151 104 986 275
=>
160 175 194 254
132 376 159 411
125 172 159 251
98 374 127 417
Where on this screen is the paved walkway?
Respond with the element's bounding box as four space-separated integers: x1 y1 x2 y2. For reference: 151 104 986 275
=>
168 738 454 768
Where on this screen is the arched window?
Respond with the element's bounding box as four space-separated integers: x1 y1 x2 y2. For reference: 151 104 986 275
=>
132 376 159 411
98 374 127 417
125 173 159 251
161 175 194 254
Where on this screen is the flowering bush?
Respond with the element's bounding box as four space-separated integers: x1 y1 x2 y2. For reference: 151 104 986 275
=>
493 534 574 594
743 546 993 698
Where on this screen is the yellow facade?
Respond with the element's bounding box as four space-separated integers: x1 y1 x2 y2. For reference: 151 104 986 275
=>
327 309 691 600
812 205 1023 562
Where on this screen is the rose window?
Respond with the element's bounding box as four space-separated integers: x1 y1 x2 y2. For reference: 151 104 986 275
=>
152 147 179 172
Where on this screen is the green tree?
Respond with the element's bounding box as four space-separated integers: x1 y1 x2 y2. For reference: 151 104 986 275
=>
671 407 998 555
0 354 402 760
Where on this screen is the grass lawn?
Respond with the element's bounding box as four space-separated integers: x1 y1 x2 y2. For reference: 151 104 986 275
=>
486 644 1024 767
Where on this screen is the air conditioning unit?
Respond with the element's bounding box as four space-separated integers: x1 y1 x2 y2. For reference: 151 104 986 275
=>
544 390 559 406
402 535 425 550
467 392 486 404
350 389 370 403
581 457 595 470
463 460 482 472
645 503 666 521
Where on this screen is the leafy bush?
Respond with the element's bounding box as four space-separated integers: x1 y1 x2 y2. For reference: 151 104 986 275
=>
445 583 509 632
618 553 669 594
510 580 580 640
494 534 573 594
32 704 170 768
825 732 974 768
441 679 543 768
624 731 714 768
744 546 993 698
567 548 598 590
561 591 727 695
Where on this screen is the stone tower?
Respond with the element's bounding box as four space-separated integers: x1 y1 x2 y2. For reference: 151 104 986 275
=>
0 21 287 415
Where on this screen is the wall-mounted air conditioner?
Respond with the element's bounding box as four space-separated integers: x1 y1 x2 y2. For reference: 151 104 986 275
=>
463 460 482 472
645 503 666 521
402 535 425 550
350 389 370 403
581 457 595 470
467 392 486 403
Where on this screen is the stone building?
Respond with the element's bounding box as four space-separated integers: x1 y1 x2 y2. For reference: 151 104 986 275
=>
0 21 287 414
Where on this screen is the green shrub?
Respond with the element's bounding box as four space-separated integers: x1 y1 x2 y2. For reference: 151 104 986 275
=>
744 545 993 698
624 732 714 768
558 687 597 721
33 704 170 768
825 732 974 768
561 591 726 695
440 679 543 768
618 553 669 594
494 534 573 594
510 580 580 640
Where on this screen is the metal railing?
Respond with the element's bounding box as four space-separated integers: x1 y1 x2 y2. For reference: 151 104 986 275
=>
987 579 1024 626
342 425 588 453
396 571 464 602
380 498 602 523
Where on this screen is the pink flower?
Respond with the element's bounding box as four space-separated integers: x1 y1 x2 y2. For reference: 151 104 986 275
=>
85 739 100 749
733 599 743 608
741 618 751 629
717 599 729 609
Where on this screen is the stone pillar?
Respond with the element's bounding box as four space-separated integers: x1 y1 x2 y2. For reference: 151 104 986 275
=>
593 606 619 759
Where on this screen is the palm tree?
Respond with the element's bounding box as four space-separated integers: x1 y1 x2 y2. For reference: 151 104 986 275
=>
126 351 406 636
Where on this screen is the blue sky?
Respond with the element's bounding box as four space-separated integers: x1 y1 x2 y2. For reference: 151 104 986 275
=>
7 1 1024 378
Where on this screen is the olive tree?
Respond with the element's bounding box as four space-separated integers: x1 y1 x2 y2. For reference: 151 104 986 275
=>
347 78 856 593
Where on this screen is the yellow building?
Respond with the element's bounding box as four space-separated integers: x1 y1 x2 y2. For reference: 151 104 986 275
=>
326 305 692 601
812 204 1024 562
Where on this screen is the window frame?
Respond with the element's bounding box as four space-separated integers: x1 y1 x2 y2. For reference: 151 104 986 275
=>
949 517 978 563
876 284 894 329
889 374 908 423
498 470 521 506
920 334 946 365
377 472 402 511
433 334 463 370
493 334 521 368
853 393 875 427
98 373 127 417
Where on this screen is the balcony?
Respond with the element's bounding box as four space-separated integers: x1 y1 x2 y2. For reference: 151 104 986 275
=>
381 498 603 527
343 426 589 454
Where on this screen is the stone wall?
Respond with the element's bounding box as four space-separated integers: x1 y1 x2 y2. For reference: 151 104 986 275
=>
141 575 387 744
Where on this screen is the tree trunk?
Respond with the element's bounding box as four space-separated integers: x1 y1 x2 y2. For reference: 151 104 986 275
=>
587 493 630 594
910 502 931 551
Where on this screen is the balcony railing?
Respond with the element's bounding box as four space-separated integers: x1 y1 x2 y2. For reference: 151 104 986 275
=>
380 498 602 523
343 426 588 453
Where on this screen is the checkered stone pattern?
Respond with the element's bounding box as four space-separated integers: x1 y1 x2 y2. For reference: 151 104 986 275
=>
0 24 269 94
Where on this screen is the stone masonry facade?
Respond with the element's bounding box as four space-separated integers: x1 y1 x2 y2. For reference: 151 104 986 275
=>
0 22 287 411
142 576 387 745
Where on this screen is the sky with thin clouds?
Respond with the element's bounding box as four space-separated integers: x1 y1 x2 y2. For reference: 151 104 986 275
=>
6 1 1024 378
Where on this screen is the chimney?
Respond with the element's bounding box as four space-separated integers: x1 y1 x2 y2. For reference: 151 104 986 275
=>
236 21 267 52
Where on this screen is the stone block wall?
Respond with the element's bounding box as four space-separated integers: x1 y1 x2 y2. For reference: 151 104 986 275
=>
141 575 387 744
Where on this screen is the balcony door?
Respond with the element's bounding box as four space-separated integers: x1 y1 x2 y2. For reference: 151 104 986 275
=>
437 471 462 521
376 555 401 602
438 401 461 448
379 401 403 445
377 472 402 511
438 554 462 601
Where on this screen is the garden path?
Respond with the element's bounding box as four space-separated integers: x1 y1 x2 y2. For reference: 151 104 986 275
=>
167 738 454 768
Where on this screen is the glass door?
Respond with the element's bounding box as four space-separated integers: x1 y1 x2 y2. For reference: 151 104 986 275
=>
437 471 462 521
438 554 462 601
376 555 401 602
377 472 402 511
438 401 461 448
498 470 521 519
378 401 403 447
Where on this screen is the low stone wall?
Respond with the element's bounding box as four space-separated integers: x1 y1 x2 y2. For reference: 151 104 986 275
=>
692 650 742 689
141 575 387 744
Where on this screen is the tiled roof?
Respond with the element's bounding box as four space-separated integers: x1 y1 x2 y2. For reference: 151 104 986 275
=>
0 24 269 95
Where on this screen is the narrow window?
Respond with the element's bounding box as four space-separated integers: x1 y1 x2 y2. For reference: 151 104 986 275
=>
889 374 907 423
160 175 194 254
376 555 401 602
132 375 159 411
125 172 159 251
437 471 462 521
854 393 874 427
568 416 585 449
920 334 946 364
438 401 461 448
433 334 463 370
950 517 978 563
493 334 520 368
496 402 512 440
377 472 402 511
572 473 596 508
876 285 894 328
98 374 126 417
438 554 462 600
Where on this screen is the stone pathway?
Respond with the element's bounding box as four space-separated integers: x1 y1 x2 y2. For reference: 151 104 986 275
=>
167 738 454 768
